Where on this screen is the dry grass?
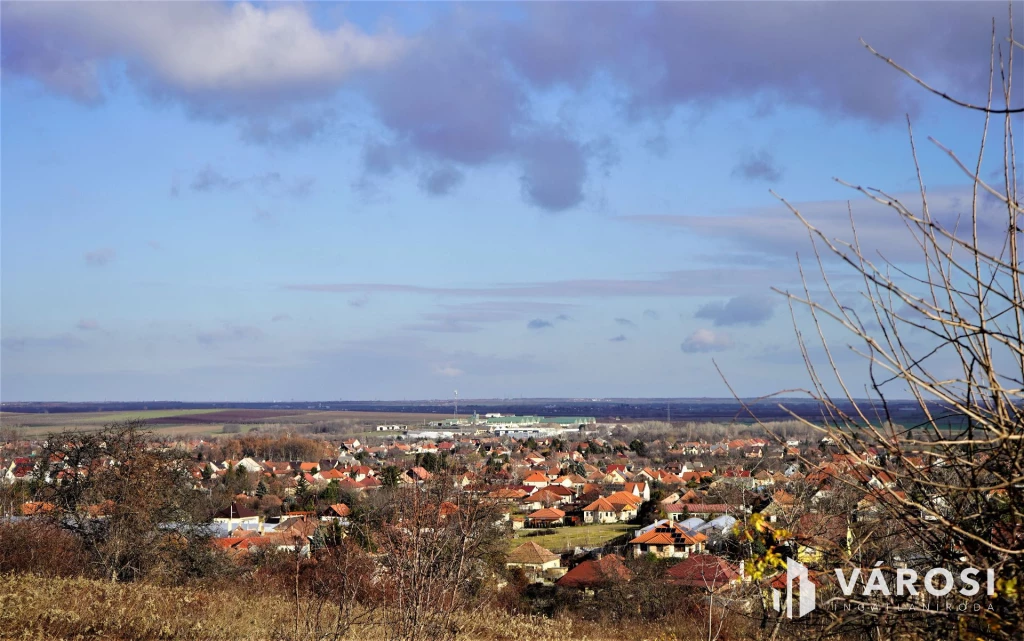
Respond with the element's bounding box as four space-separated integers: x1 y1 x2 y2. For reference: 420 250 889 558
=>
0 574 703 641
0 573 292 640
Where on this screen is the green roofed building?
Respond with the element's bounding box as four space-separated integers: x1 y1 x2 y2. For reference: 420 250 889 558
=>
542 417 597 426
484 415 596 429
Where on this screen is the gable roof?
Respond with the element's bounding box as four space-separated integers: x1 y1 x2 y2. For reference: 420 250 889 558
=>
630 521 707 546
556 555 632 588
666 554 739 589
507 541 560 565
523 471 549 483
582 497 616 512
526 507 565 520
321 503 351 518
214 502 258 519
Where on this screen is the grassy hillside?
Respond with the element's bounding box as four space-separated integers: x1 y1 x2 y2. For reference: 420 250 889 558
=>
0 574 626 641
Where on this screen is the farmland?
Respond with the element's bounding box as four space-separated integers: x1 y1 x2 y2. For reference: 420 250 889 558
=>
0 409 463 438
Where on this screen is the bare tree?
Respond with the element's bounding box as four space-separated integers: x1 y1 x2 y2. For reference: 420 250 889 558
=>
728 8 1023 641
34 420 217 582
275 536 379 641
369 475 507 641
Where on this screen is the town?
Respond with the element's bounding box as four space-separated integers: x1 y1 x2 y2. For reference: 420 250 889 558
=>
2 1 1020 640
2 408 1007 640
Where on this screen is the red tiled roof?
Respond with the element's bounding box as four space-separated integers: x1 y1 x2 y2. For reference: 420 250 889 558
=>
526 507 565 520
630 522 707 546
556 555 632 588
664 503 734 514
666 554 739 589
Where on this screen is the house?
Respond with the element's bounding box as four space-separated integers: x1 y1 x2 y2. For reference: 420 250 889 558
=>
666 554 741 590
525 507 566 528
234 457 263 474
752 470 775 489
601 470 627 485
556 554 632 589
404 467 431 484
623 481 651 501
506 541 563 583
263 461 292 476
319 503 351 522
629 521 707 559
582 497 619 524
213 502 261 530
523 471 549 489
665 503 736 521
525 487 570 508
20 501 55 515
341 438 362 452
791 514 851 565
316 468 347 482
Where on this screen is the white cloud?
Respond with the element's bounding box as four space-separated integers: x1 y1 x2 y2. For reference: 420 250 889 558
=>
681 328 734 353
3 2 406 111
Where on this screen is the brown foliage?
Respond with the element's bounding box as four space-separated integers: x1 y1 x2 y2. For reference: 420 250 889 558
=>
0 520 87 577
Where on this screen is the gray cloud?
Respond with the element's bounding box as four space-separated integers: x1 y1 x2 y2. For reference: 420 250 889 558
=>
286 176 316 199
609 334 627 342
196 324 263 346
191 166 242 192
518 128 586 211
84 248 115 267
239 109 337 147
191 166 314 198
680 328 734 353
622 187 1009 265
2 334 85 351
271 314 292 322
419 166 464 196
695 294 777 327
643 309 659 320
405 319 482 334
6 2 1016 215
287 267 786 299
253 207 275 225
501 3 1017 122
527 319 554 330
405 301 570 334
362 140 407 176
76 319 100 331
349 295 370 309
614 317 636 327
732 149 783 182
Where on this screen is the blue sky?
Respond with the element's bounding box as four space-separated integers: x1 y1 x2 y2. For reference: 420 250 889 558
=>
1 2 1020 401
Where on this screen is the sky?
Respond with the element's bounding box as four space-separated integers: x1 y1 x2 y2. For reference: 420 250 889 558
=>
1 1 1021 402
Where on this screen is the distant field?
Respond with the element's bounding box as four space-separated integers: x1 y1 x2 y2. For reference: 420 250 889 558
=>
0 409 220 427
0 408 470 438
512 523 633 553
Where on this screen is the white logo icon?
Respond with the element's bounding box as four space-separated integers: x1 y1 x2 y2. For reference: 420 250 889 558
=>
772 558 816 618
